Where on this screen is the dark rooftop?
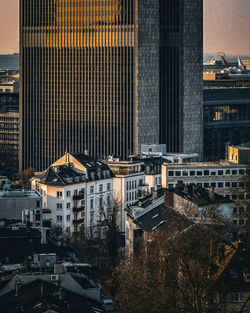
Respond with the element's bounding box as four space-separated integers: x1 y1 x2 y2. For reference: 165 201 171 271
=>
169 184 232 206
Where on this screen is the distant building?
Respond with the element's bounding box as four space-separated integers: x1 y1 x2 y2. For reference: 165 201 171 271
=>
0 190 42 222
0 91 19 172
228 143 250 164
203 88 250 161
31 152 114 235
0 82 19 93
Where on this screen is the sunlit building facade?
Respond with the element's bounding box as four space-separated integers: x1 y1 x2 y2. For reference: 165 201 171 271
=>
20 0 203 171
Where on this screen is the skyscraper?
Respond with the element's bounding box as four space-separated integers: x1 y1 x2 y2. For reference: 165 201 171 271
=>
20 0 203 171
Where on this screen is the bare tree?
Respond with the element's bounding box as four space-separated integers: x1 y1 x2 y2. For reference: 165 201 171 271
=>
107 224 234 313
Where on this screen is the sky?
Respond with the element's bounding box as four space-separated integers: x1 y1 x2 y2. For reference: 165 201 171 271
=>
0 0 249 55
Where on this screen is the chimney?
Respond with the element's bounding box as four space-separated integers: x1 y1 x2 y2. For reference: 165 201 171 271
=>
209 187 214 202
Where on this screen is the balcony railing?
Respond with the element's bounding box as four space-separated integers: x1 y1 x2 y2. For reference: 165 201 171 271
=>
42 209 51 214
73 193 85 201
73 206 85 213
73 218 84 224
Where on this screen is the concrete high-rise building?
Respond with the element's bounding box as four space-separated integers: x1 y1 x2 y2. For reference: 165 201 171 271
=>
20 0 203 171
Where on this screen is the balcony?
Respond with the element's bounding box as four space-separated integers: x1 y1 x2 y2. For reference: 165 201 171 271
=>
42 209 51 214
73 218 84 224
73 193 85 201
73 206 85 213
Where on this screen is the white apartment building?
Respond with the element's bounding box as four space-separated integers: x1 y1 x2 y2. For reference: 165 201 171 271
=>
106 156 149 232
162 161 249 226
31 153 114 235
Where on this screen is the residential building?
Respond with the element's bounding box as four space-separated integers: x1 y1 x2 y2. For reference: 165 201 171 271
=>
162 161 249 226
164 184 234 222
20 0 203 171
0 258 105 313
0 190 42 222
204 88 250 161
106 156 149 232
31 152 114 235
125 188 190 256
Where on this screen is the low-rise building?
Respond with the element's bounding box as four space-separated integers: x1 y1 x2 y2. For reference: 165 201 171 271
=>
228 143 250 164
0 190 42 222
31 152 114 235
162 161 249 226
165 184 234 222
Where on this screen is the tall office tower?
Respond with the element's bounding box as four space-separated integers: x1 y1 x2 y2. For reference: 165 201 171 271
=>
20 0 202 171
159 0 203 156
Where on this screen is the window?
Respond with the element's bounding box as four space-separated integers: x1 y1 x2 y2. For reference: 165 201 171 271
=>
239 194 244 200
239 219 245 225
81 211 84 218
168 184 174 188
66 214 71 221
90 212 94 224
218 170 223 175
90 186 94 194
204 170 209 176
231 154 234 160
99 184 103 192
56 203 62 209
107 183 111 191
232 182 237 187
175 171 181 176
239 169 245 175
232 195 237 200
197 171 202 176
66 203 71 209
66 190 71 197
74 189 77 196
57 215 62 222
81 199 85 206
190 171 195 176
99 197 103 207
225 182 231 187
232 170 237 175
239 182 245 188
107 194 111 206
211 171 216 176
231 292 243 303
90 198 94 210
66 227 71 232
168 171 174 176
36 201 40 208
132 181 134 189
183 170 188 176
204 183 209 188
211 183 216 187
56 191 62 198
218 182 223 188
225 170 231 175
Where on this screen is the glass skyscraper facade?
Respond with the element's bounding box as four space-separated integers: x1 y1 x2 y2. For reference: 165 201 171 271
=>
20 0 203 171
